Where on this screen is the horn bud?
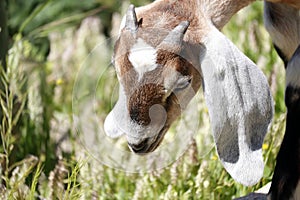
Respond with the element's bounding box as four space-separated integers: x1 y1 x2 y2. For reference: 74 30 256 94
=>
158 21 190 53
125 4 138 32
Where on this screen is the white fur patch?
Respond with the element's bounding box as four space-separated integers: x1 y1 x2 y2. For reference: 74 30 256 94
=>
129 38 158 80
104 111 124 138
104 85 127 138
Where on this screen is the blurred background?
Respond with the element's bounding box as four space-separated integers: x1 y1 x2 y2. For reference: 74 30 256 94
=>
0 0 287 199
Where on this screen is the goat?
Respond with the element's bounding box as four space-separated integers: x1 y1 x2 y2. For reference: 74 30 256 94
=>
104 0 299 199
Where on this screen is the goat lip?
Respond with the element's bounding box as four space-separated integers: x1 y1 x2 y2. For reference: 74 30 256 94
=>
129 143 150 154
130 146 150 154
134 127 168 154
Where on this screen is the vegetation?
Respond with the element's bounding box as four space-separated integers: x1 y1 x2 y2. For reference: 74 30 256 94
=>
0 0 286 199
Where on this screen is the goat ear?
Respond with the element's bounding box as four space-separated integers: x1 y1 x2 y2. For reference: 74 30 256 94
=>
200 27 273 186
158 21 190 53
104 85 127 138
125 4 138 32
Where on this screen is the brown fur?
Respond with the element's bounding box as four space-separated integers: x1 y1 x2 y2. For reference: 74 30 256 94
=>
129 83 165 125
268 0 300 9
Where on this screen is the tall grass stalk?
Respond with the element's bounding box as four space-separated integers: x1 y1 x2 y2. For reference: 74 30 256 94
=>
28 161 43 200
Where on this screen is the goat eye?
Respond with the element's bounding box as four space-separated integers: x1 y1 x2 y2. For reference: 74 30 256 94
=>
174 76 192 91
162 76 192 102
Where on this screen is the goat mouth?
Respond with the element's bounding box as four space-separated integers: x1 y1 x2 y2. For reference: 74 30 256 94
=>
133 126 169 154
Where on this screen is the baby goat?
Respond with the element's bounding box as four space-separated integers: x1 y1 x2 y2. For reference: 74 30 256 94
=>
104 0 299 199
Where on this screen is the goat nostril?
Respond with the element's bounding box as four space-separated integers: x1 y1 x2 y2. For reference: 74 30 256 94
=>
129 106 150 125
129 138 149 152
129 107 139 122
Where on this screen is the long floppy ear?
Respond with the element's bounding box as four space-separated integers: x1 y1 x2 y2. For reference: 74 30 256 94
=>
200 27 274 186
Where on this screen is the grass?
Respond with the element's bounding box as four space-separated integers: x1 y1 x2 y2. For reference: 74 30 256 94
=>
0 1 287 199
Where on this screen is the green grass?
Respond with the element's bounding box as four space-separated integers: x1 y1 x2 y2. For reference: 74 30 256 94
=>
0 1 287 199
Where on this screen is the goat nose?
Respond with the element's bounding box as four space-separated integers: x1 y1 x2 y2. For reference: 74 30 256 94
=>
128 138 149 153
129 106 148 125
129 104 167 127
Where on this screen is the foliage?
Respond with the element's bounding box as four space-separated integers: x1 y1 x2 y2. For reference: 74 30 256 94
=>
0 0 286 199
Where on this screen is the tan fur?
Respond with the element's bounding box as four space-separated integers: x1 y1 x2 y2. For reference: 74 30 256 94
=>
198 0 255 29
134 0 257 43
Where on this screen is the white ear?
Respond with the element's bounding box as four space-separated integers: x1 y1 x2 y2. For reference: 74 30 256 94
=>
104 85 127 138
200 27 273 186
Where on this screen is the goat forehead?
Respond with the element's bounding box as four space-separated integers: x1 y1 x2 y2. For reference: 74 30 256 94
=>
129 83 164 104
128 38 158 80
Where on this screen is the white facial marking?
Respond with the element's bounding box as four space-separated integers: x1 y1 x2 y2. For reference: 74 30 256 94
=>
129 38 158 80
